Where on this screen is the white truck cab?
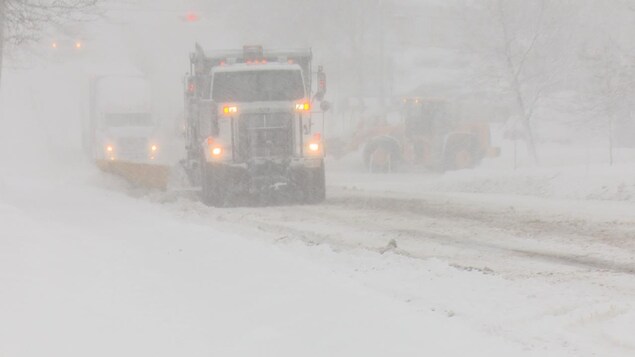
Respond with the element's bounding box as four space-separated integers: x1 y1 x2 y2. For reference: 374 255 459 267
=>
184 45 328 206
88 75 161 164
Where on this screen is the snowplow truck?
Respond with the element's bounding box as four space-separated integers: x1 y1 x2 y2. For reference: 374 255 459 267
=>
83 74 170 189
183 44 327 206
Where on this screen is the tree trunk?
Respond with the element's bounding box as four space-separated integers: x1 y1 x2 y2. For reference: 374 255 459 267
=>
496 1 539 166
0 0 5 88
608 115 614 166
521 116 538 164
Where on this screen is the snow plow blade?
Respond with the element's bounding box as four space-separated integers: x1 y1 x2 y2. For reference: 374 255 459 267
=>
96 160 171 190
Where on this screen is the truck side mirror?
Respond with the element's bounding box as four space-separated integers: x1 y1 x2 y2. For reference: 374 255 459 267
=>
315 65 326 101
320 100 331 112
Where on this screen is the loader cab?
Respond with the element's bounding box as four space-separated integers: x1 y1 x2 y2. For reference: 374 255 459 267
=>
403 98 454 138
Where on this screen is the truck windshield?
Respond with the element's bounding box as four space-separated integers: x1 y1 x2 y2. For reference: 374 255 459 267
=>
104 113 153 127
212 70 305 102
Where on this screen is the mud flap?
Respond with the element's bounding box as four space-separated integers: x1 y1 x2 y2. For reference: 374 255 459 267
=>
96 160 171 190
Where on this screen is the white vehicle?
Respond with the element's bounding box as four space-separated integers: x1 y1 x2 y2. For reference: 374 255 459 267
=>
82 74 170 189
183 44 329 206
84 75 161 164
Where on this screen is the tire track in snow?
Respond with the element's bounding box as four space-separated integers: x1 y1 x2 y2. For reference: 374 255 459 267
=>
202 194 635 278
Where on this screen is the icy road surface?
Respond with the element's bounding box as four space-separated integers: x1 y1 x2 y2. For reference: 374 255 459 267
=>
2 164 635 356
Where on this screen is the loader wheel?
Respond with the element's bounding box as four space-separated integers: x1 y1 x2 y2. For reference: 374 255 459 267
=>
364 141 399 173
454 149 474 169
444 147 475 171
369 147 391 173
303 163 326 204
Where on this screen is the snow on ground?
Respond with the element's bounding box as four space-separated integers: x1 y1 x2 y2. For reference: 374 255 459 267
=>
0 67 529 356
164 191 635 356
0 169 529 356
326 136 635 223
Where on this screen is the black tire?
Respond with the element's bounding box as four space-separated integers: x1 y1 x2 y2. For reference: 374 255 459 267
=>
364 139 400 173
303 163 326 204
200 163 226 207
443 145 476 171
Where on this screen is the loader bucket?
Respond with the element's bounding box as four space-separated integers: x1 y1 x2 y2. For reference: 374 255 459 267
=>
96 160 171 190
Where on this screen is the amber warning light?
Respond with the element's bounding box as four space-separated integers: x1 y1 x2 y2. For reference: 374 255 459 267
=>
295 102 310 112
223 106 238 115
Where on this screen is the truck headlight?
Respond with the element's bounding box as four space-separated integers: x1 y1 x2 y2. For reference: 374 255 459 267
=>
295 102 311 112
306 133 322 155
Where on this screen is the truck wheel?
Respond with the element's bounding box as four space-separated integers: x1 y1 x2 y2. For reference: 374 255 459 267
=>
304 163 326 204
200 163 225 207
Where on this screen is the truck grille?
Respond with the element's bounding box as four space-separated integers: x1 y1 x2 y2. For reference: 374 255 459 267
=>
239 113 293 159
116 137 148 161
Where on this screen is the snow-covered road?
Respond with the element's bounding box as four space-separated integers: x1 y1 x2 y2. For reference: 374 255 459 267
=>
1 169 533 356
2 166 635 356
164 172 635 356
2 65 635 356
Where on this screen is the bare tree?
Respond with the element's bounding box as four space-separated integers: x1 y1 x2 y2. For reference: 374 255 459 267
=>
574 2 635 165
0 0 100 86
460 0 575 165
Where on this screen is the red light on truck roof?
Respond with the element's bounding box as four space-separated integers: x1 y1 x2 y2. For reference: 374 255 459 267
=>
185 11 199 22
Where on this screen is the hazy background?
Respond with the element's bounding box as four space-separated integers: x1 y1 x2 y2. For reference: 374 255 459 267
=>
3 3 635 356
3 0 635 170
